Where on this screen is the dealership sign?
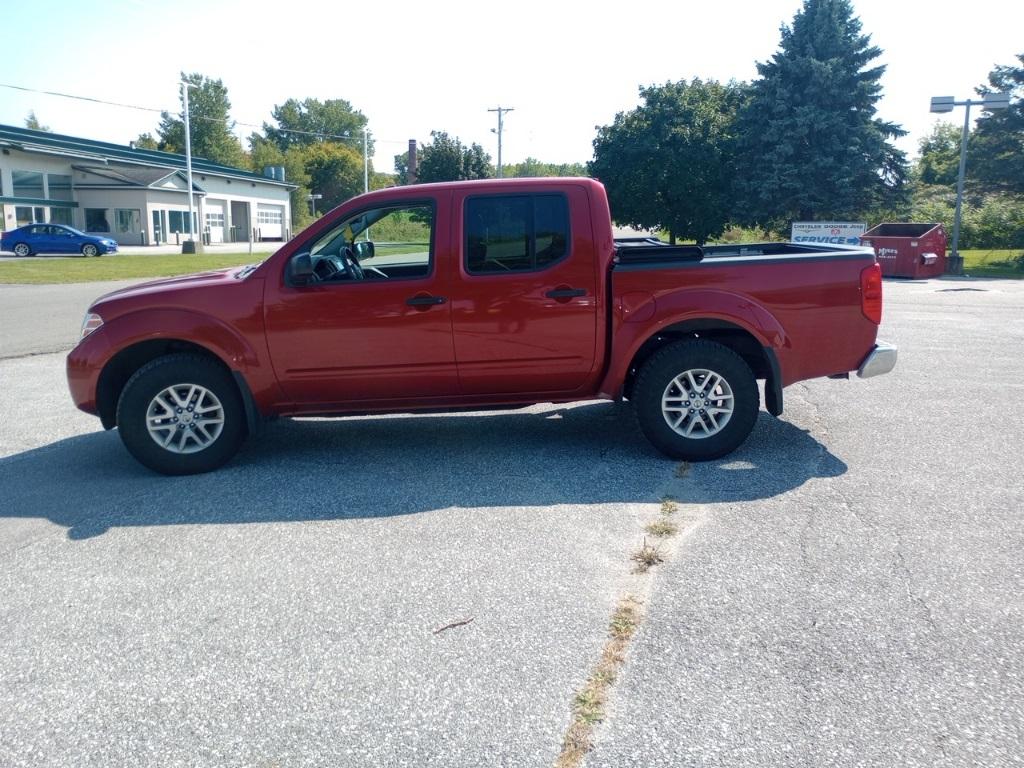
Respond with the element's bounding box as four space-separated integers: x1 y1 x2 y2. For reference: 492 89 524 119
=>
791 222 867 245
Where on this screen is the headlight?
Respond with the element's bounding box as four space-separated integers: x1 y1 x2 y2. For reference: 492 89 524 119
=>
80 312 103 339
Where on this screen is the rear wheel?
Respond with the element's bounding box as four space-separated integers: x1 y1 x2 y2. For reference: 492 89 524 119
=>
116 353 246 475
13 243 32 257
633 340 759 461
81 244 98 257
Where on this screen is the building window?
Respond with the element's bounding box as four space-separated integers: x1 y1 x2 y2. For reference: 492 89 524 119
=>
50 208 73 226
257 209 283 224
168 210 198 234
115 209 141 234
13 170 44 199
205 212 225 227
85 208 110 232
15 206 44 226
47 174 73 202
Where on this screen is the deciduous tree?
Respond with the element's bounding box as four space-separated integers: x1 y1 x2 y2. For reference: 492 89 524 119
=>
249 136 313 228
589 79 744 244
299 141 364 215
154 73 247 168
916 122 962 187
414 131 492 183
264 98 370 156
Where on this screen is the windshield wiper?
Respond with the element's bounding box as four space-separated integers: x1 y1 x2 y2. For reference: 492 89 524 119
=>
234 264 259 279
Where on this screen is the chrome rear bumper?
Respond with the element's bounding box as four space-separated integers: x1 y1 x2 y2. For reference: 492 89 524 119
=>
857 341 897 379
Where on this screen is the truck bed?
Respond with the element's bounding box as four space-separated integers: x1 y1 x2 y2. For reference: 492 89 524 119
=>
613 238 870 267
608 237 880 390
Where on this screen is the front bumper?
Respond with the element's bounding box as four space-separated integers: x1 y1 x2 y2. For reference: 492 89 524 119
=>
857 340 897 379
66 327 112 416
99 242 119 254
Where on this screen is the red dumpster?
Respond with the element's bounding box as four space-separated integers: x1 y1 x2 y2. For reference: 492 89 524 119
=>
860 223 947 278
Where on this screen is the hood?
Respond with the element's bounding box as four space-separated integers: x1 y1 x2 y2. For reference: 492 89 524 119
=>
91 266 253 309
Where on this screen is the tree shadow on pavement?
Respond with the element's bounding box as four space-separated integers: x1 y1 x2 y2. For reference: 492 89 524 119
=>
1 402 846 540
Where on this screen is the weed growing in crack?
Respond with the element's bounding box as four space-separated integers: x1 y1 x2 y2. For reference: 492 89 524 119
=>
630 538 665 573
556 597 643 768
645 518 679 538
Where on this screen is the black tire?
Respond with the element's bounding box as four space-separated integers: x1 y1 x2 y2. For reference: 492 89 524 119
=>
13 242 32 257
633 340 759 461
81 244 98 257
116 353 246 475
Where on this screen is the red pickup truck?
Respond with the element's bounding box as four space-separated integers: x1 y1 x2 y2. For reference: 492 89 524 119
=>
67 177 895 475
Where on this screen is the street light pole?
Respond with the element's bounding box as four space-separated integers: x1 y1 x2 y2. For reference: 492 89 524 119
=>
308 193 322 217
929 92 1010 275
950 101 972 276
181 80 198 254
363 127 369 194
488 106 514 178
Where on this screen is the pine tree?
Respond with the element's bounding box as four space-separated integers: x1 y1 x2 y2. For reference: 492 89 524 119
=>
25 111 50 132
733 0 907 229
971 53 1024 196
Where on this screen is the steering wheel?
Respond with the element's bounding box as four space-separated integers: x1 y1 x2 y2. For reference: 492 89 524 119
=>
342 246 364 280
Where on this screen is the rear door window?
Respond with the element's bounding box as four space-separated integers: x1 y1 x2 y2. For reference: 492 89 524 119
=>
464 194 569 274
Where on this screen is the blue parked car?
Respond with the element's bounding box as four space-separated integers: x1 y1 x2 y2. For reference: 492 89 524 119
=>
0 223 119 257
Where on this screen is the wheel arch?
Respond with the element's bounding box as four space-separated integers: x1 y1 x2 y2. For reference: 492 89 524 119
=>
622 318 783 415
96 339 258 432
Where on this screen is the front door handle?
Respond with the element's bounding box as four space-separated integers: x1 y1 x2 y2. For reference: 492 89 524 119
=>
406 294 447 307
546 288 587 299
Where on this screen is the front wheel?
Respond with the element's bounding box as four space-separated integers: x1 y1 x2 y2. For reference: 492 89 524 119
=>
116 353 246 475
633 340 759 461
81 244 99 257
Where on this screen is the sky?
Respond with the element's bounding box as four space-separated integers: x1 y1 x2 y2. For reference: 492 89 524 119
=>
1 0 1021 173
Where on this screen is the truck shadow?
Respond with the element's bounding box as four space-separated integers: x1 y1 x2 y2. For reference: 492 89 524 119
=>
1 402 846 540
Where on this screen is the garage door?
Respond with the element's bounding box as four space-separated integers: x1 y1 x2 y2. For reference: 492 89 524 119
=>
205 200 226 244
257 204 285 240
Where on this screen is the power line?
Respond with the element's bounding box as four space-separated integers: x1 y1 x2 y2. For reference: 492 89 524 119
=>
0 81 410 145
0 81 163 114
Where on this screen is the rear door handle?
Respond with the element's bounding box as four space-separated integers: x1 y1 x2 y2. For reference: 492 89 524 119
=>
546 288 587 299
405 295 447 306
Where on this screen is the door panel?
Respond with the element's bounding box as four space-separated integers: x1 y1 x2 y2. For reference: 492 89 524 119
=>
263 194 457 406
451 187 600 395
29 226 56 253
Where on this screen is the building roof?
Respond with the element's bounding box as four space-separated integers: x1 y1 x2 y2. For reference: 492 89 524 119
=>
0 124 294 188
71 164 205 192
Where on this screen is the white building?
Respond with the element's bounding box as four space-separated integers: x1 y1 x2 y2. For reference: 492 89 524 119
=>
0 124 294 246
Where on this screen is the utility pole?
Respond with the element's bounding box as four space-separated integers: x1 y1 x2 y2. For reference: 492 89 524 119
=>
363 127 371 240
181 80 198 254
363 127 369 194
488 106 514 178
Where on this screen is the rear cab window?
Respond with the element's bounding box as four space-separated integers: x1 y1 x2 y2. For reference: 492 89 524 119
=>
464 194 570 274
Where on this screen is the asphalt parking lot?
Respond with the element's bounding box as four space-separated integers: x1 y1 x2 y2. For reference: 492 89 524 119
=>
1 278 1022 767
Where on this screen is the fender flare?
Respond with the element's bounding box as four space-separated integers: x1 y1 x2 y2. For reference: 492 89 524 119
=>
602 289 789 407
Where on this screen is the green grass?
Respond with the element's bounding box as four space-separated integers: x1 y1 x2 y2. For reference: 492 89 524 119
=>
0 244 429 284
0 253 260 285
960 249 1024 279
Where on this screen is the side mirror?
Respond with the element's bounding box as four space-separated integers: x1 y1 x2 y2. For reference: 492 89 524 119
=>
289 252 314 286
353 240 374 261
